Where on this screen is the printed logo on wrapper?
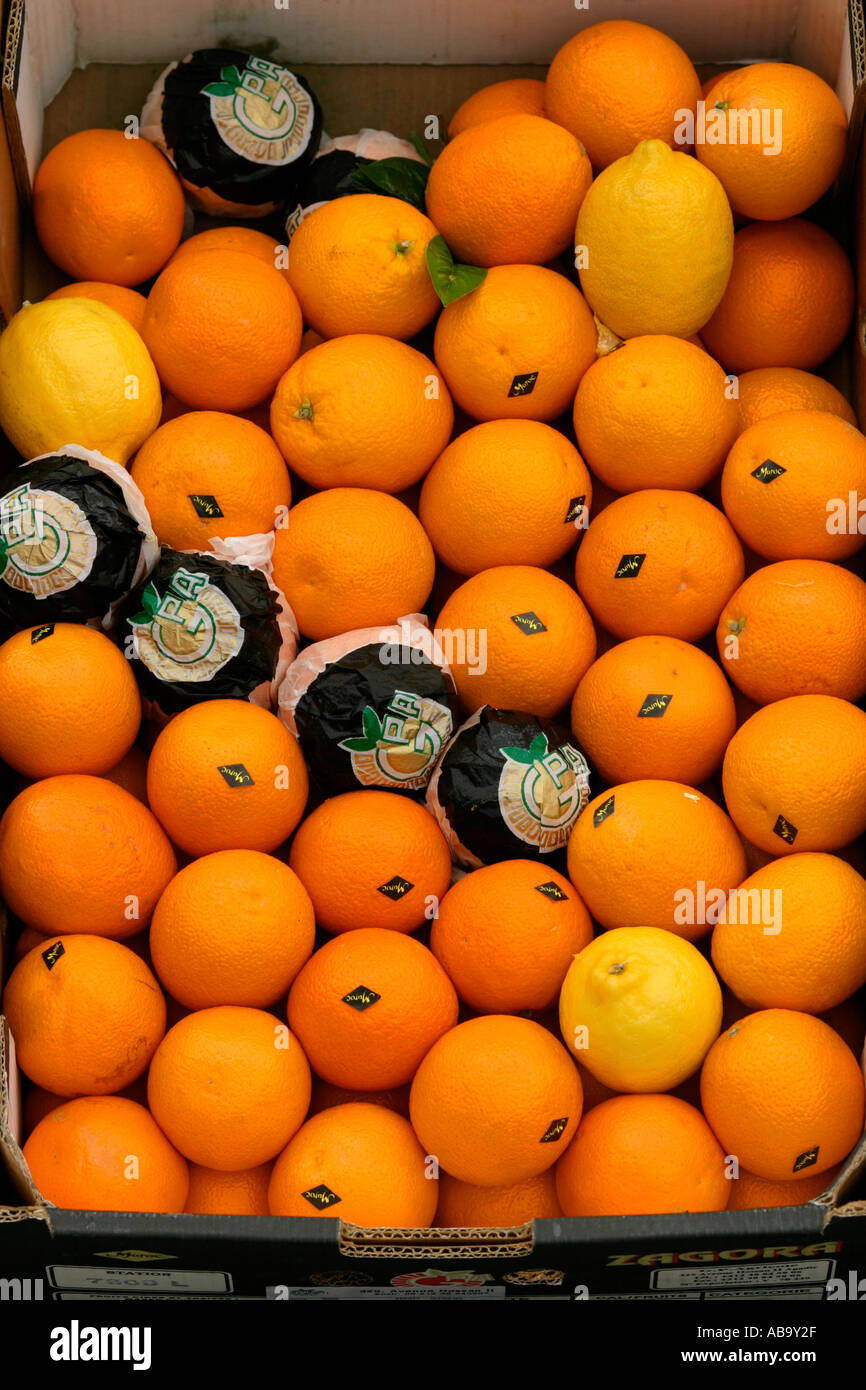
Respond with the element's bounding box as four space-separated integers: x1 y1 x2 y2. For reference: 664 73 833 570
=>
0 484 97 599
202 55 316 167
338 690 453 789
497 731 590 854
129 567 244 684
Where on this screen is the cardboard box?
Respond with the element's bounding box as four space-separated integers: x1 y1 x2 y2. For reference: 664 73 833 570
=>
1 0 866 1302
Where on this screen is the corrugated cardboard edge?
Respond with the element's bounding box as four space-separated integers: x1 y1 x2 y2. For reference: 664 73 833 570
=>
0 1018 53 1226
823 1129 866 1220
841 0 866 196
1 0 31 205
338 1221 533 1259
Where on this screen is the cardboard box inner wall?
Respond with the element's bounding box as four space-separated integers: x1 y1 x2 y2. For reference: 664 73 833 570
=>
1 0 866 1298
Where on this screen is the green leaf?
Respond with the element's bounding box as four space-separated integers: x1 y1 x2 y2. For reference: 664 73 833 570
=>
528 732 550 762
349 157 429 210
129 610 150 628
500 745 535 766
410 133 435 167
202 81 237 98
425 235 487 307
339 736 378 753
361 706 383 742
140 583 159 616
222 64 244 87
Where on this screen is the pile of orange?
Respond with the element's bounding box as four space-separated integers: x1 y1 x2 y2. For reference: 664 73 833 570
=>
2 14 865 1243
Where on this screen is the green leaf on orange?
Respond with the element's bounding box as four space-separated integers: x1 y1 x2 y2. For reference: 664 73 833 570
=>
426 235 487 307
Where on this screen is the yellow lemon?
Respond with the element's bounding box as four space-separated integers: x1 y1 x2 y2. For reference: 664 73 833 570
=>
575 139 734 339
0 298 161 465
559 926 722 1092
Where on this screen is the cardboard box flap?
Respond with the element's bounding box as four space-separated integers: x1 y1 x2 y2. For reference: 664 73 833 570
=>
0 1020 49 1212
15 0 860 91
4 0 861 199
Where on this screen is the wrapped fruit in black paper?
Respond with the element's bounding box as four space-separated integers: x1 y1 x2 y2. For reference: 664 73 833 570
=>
118 536 297 724
141 49 322 218
427 706 592 869
285 129 428 239
278 615 457 798
0 446 157 629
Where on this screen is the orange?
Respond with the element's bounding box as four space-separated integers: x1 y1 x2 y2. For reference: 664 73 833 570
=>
736 367 857 431
309 1078 411 1119
0 623 141 778
418 419 592 574
409 1015 582 1186
433 264 597 422
720 411 866 562
570 635 737 785
699 220 855 372
556 1095 728 1217
695 63 847 220
160 393 272 431
24 1084 71 1135
141 250 303 410
33 129 184 286
435 1168 561 1226
435 566 596 718
711 852 866 1014
722 695 866 855
23 1096 189 1213
13 926 53 963
448 78 547 137
45 281 147 332
269 335 453 493
102 746 150 805
716 560 866 704
723 989 866 1057
822 995 866 1058
23 1074 149 1136
567 780 747 942
271 489 435 641
700 1009 866 1181
147 1005 311 1170
728 1164 841 1211
0 775 176 938
287 194 440 340
4 934 165 1097
150 850 315 1009
268 1101 437 1226
430 859 592 1013
288 790 452 935
130 411 291 550
702 70 735 101
559 927 723 1091
545 19 702 169
168 226 288 278
184 1162 273 1215
425 114 592 267
572 335 739 492
146 700 308 857
577 1063 619 1114
574 490 745 641
287 928 459 1090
